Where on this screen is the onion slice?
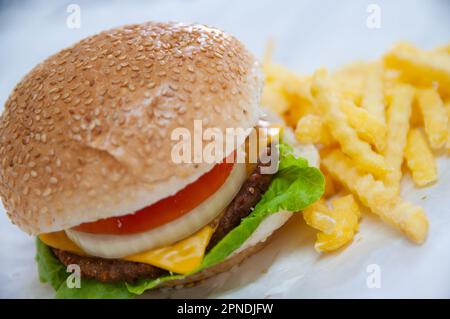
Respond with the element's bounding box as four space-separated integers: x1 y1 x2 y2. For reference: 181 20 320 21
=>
66 163 246 258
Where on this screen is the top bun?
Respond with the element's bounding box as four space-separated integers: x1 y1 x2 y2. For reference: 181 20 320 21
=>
0 22 263 235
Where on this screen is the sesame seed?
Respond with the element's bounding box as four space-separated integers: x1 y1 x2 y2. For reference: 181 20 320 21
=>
42 188 52 197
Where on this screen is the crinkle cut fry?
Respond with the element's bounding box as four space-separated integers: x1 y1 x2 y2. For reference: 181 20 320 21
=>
311 69 389 177
405 128 438 187
384 42 450 96
361 61 386 124
382 84 414 193
322 149 428 244
417 88 448 149
340 99 387 152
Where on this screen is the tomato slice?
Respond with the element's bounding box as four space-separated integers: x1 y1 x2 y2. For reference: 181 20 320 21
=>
74 153 235 235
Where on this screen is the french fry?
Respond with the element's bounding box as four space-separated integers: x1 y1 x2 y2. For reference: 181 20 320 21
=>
284 98 316 128
382 84 414 193
321 165 338 198
303 199 334 234
316 195 360 252
322 149 428 244
340 99 387 151
384 42 450 96
261 82 290 114
262 41 314 118
332 194 361 219
295 114 334 146
410 97 423 127
384 68 402 91
303 195 360 252
334 61 370 77
417 88 448 149
404 128 438 187
262 48 315 125
264 41 445 252
332 62 369 105
446 101 450 151
434 43 450 55
264 62 313 102
361 61 386 124
311 69 389 177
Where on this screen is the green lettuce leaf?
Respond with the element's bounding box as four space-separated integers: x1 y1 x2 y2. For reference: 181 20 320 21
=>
36 238 133 299
36 142 324 297
277 143 309 170
55 278 133 299
127 142 324 294
126 274 184 294
36 237 67 290
200 166 323 269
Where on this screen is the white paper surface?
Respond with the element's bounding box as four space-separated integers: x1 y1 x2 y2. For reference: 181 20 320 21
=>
0 0 449 299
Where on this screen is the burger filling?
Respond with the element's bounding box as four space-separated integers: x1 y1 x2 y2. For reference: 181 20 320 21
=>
36 140 324 298
49 158 274 283
64 161 247 260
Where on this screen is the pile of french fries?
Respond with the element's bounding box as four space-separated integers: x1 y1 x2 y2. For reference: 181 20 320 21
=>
262 42 450 252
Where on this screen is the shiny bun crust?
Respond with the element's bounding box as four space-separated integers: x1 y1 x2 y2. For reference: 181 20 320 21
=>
0 22 263 235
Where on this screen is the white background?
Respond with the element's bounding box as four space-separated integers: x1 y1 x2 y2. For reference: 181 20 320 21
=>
0 0 449 298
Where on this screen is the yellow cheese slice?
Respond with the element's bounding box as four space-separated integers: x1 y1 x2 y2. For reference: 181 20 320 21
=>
39 225 214 275
39 231 85 255
125 226 214 274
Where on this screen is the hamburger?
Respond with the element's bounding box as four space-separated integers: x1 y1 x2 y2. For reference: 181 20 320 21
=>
0 22 324 298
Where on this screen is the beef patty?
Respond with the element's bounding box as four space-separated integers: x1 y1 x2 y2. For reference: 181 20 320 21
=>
52 248 167 283
52 153 275 283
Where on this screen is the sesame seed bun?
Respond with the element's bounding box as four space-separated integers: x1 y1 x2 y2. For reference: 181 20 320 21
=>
0 22 263 235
